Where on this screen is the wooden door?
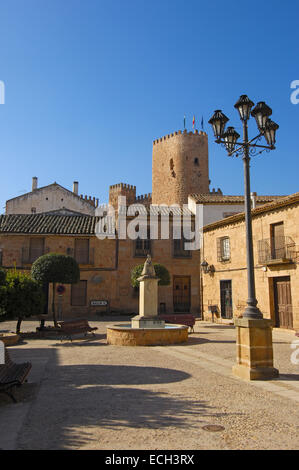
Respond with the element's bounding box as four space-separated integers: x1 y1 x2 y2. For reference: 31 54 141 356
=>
273 276 293 329
220 280 233 319
173 276 191 313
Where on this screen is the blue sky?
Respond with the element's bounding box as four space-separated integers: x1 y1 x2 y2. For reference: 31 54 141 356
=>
0 0 298 212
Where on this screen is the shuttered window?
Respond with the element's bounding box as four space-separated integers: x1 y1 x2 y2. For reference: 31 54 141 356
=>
29 237 45 263
75 239 89 264
71 280 87 306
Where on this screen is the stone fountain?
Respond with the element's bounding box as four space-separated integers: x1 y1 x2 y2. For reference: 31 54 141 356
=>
106 256 189 346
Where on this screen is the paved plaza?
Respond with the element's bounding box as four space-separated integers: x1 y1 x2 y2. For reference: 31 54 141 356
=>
0 318 298 450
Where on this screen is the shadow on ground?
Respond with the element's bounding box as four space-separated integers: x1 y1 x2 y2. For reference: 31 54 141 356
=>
15 359 226 449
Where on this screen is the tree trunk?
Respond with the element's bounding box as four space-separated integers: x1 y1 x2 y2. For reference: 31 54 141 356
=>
39 318 45 330
52 282 58 327
16 317 23 334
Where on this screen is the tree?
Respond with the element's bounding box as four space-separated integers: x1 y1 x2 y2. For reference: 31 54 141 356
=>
131 263 171 289
0 270 45 333
31 253 80 327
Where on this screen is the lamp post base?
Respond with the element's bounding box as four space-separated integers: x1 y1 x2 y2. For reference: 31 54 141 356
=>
233 317 279 381
243 304 263 319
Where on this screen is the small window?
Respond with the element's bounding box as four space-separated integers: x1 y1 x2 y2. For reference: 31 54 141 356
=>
75 239 89 264
29 237 45 263
31 207 36 214
71 280 87 306
217 237 230 262
135 228 151 257
194 158 199 166
173 238 191 258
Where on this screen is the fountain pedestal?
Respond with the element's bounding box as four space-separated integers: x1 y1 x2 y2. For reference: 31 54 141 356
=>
106 256 188 346
131 256 165 329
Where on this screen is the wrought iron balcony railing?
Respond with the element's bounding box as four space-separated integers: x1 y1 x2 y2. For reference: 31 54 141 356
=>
257 236 297 264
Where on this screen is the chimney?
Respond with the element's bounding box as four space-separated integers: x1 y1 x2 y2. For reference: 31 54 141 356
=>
251 192 257 209
32 177 38 191
73 181 79 195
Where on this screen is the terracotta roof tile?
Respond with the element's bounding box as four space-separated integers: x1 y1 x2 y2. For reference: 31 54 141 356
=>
0 214 99 235
189 194 285 204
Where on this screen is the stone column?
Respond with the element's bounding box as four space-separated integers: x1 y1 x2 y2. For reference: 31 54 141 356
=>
232 318 279 380
131 255 165 329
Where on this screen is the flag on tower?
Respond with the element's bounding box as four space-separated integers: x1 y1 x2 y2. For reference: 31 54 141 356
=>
184 115 186 129
192 115 195 129
201 116 204 130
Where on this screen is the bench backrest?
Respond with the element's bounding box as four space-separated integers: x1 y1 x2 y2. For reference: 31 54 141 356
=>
59 319 89 329
5 349 13 367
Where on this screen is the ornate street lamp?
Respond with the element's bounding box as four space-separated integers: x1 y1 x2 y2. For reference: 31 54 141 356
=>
222 127 240 154
234 95 255 121
209 95 279 320
208 110 229 140
264 119 279 147
251 101 272 133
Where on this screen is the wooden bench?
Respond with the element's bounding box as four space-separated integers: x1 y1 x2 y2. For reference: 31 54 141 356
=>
58 319 98 342
159 314 196 333
0 348 32 403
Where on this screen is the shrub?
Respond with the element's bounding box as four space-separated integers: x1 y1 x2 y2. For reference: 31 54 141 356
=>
131 263 170 289
31 253 80 326
0 270 44 333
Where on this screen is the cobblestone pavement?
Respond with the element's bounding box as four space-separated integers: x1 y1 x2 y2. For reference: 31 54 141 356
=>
0 318 298 450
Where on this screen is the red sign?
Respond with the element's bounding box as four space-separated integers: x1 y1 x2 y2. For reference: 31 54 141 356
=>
56 285 66 295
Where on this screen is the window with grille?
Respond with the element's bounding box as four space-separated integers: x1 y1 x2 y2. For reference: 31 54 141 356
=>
173 237 191 258
29 238 45 263
217 237 231 262
71 280 87 306
75 239 89 264
134 229 151 257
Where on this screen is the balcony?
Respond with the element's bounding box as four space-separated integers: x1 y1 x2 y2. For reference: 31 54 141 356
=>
258 236 298 266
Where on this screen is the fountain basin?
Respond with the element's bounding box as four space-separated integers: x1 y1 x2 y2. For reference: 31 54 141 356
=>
106 324 189 346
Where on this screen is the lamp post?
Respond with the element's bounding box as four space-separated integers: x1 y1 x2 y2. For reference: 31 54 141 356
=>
209 96 279 319
209 95 280 380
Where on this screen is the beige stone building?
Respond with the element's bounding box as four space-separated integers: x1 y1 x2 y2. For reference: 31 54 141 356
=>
0 210 201 318
202 192 299 330
5 178 99 216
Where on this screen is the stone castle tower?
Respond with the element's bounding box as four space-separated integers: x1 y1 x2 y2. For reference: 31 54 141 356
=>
152 130 210 206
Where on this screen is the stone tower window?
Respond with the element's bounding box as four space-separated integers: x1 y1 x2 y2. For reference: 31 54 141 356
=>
194 158 199 166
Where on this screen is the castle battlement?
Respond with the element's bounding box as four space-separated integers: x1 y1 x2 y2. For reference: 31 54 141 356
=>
135 193 152 202
153 129 207 145
109 183 136 191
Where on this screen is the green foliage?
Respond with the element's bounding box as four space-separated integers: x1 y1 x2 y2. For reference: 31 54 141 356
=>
131 263 171 289
31 253 80 285
0 268 6 286
0 270 44 322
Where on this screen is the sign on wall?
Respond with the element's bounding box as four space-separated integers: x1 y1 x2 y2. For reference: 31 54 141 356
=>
90 300 108 307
